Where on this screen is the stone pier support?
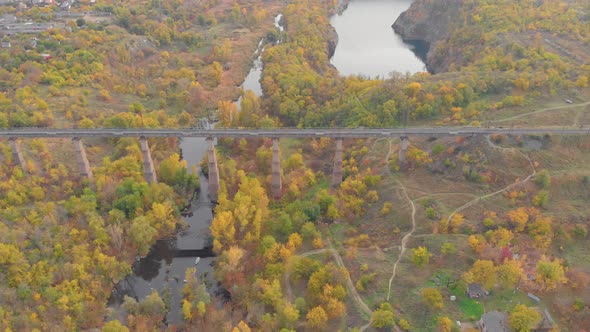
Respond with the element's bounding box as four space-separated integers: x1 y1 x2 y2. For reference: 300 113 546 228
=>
206 137 220 202
398 136 410 166
271 138 282 199
72 137 93 180
139 136 157 184
332 138 343 188
9 138 26 170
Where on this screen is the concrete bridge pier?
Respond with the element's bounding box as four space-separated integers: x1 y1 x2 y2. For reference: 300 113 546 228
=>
207 137 220 202
72 137 93 180
8 138 26 170
271 138 282 199
398 136 410 166
332 138 343 188
139 136 157 184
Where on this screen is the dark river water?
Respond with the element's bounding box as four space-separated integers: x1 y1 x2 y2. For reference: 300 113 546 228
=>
109 136 218 324
108 15 284 326
330 0 426 77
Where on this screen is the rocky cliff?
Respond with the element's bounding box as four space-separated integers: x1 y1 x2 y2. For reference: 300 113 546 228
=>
392 0 464 73
327 25 339 58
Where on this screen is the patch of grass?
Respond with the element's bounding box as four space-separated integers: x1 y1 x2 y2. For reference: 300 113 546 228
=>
483 288 537 312
303 177 330 200
561 239 590 271
457 297 484 320
449 287 484 321
328 222 351 245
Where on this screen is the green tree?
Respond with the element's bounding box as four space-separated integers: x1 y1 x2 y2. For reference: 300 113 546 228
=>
129 216 157 256
441 242 457 256
534 170 551 189
533 190 549 208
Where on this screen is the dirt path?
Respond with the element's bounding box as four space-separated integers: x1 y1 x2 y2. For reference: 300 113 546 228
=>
386 179 416 302
326 239 373 317
445 141 537 225
363 139 411 332
376 138 419 303
284 249 329 301
491 101 590 123
285 244 373 327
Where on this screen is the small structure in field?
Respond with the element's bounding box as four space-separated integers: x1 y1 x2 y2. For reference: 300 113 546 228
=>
532 307 555 332
478 311 512 332
467 283 487 299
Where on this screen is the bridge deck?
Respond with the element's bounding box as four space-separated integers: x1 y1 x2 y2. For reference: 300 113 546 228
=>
0 127 589 138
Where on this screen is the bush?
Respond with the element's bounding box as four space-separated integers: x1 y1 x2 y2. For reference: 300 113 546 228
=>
426 207 437 220
534 170 551 189
355 273 376 292
573 224 588 238
533 190 549 208
432 143 445 156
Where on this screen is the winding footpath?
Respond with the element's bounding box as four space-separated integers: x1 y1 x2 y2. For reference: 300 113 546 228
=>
380 139 418 303
287 137 537 331
445 139 537 225
285 244 373 327
386 179 416 302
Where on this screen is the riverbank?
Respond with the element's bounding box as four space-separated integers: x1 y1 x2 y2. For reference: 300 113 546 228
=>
392 0 462 73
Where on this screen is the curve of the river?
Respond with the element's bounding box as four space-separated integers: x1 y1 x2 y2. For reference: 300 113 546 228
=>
330 0 426 77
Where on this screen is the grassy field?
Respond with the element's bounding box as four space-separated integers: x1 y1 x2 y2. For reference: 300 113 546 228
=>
317 126 590 331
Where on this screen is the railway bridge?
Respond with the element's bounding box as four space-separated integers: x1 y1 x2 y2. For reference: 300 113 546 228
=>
2 126 588 200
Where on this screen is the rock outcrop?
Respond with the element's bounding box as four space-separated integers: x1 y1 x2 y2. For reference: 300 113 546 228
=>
327 25 339 58
393 0 464 73
327 0 349 59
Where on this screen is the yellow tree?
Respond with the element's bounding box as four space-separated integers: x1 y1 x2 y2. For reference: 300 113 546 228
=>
306 306 328 330
536 256 567 291
217 100 238 127
210 211 236 252
412 246 432 267
497 259 524 289
421 288 444 309
101 320 129 332
509 305 541 332
231 321 251 332
449 213 464 233
463 260 496 289
507 207 529 232
486 227 514 247
437 316 453 332
468 234 486 253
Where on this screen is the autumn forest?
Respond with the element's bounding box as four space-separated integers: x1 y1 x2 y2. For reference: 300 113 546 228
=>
1 0 590 331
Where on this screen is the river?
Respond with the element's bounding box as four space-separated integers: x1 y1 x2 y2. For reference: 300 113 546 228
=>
108 136 219 324
108 2 420 322
108 15 284 326
330 0 427 77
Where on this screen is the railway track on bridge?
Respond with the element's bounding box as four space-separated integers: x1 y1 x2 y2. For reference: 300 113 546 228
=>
1 126 590 138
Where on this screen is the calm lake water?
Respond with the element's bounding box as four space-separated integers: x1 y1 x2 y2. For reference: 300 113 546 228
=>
330 0 426 78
